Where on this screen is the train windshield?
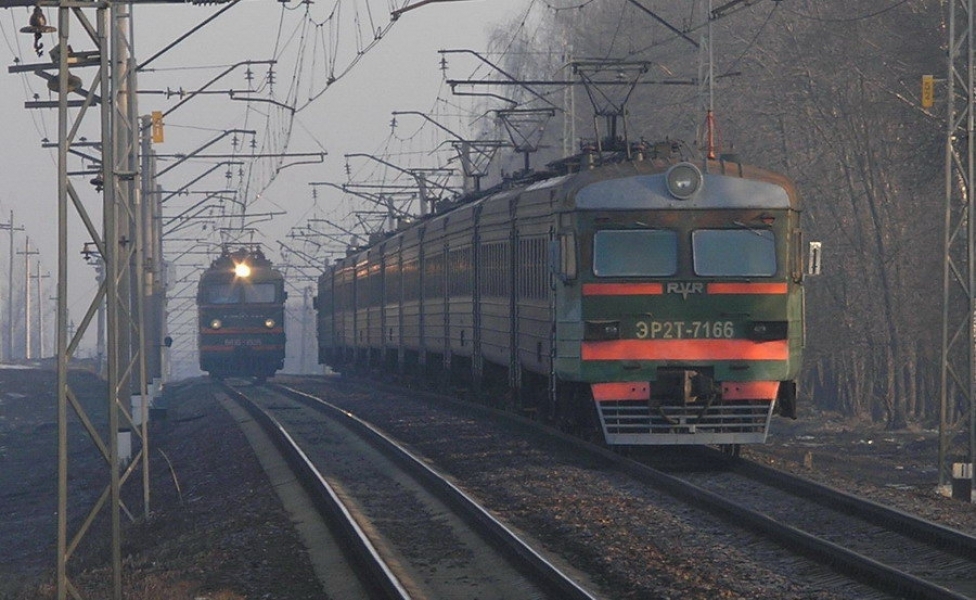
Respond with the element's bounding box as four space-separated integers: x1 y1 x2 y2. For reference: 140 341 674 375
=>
203 282 278 304
593 229 677 277
692 229 777 276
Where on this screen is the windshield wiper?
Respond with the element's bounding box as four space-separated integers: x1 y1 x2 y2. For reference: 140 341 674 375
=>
732 220 768 237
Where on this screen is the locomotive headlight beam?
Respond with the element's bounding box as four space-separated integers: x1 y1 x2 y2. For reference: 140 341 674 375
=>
210 319 222 330
264 318 276 329
234 262 251 278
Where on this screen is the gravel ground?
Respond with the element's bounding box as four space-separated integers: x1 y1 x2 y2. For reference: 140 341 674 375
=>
0 369 322 600
2 367 975 599
284 376 976 599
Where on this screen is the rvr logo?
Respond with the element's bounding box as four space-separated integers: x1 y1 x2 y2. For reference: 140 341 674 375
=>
665 282 704 299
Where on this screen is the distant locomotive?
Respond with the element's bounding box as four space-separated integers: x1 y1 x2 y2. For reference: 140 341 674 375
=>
197 246 286 382
315 143 809 450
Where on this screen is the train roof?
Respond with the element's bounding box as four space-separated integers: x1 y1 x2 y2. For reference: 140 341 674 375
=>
200 246 283 283
332 146 801 265
566 158 800 212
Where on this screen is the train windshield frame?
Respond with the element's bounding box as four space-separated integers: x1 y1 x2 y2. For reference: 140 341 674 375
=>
592 229 677 277
692 229 777 277
203 281 279 304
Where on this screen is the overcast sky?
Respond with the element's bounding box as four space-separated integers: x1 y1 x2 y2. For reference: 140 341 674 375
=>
0 0 531 357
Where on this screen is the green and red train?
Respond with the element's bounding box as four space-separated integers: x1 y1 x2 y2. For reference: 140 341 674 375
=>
197 246 287 382
315 144 808 449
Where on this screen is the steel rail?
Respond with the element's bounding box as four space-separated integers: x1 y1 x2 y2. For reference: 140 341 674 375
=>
726 451 976 560
613 458 973 600
306 375 975 600
218 382 412 600
270 382 600 600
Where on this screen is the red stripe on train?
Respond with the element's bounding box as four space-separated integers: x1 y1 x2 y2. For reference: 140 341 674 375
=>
582 283 663 296
706 282 788 294
581 339 789 361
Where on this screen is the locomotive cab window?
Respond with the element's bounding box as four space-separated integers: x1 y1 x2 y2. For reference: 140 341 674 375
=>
593 229 677 277
243 282 278 304
204 284 238 304
203 282 278 304
692 229 777 277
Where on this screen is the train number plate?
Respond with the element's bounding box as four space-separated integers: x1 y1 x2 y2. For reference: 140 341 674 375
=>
634 320 735 339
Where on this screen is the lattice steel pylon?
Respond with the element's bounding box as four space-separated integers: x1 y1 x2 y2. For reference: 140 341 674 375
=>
39 1 148 598
940 0 976 498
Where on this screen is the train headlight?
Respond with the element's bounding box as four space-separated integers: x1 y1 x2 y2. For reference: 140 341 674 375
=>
665 162 703 200
210 319 222 330
264 318 276 329
234 262 251 278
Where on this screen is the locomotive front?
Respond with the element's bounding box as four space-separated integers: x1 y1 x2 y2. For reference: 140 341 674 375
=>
552 160 805 447
197 247 287 381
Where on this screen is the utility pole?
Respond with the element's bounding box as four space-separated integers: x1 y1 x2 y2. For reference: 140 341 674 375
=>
939 0 976 501
5 0 326 595
0 212 25 362
17 239 39 360
301 285 310 372
32 265 51 358
6 1 149 596
141 114 166 391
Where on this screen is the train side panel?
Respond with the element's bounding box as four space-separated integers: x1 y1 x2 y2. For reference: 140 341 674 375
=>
476 191 517 376
400 225 424 367
421 217 447 372
315 268 334 365
513 183 557 382
383 237 403 372
445 205 478 364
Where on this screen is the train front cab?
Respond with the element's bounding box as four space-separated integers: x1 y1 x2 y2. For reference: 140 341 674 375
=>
553 162 804 447
198 265 287 381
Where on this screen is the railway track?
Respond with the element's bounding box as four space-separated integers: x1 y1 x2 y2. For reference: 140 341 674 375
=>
217 380 598 600
277 374 976 599
626 448 976 600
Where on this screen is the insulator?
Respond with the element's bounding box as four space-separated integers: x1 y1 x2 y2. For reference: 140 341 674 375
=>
47 72 82 93
20 6 55 34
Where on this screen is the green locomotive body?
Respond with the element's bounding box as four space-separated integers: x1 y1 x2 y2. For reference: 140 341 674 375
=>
317 152 805 447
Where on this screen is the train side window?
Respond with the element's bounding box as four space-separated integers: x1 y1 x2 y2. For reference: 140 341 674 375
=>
593 230 677 277
550 233 577 282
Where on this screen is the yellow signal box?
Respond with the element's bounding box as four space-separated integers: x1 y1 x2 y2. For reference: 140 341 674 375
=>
922 75 934 109
151 110 164 144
